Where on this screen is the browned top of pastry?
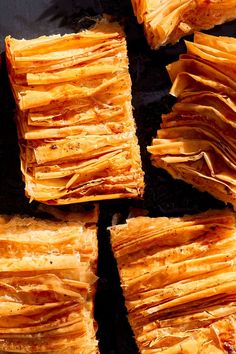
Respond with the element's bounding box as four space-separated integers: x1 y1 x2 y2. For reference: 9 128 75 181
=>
131 0 236 49
111 209 236 353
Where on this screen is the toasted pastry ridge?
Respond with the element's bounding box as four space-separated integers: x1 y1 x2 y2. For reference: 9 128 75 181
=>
148 32 236 207
0 207 99 353
111 209 236 353
131 0 236 49
6 20 144 205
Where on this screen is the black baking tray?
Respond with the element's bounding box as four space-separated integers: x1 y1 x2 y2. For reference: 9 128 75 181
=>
0 1 236 353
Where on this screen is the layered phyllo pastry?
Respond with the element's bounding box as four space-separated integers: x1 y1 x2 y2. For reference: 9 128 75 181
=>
6 20 144 205
148 32 236 207
0 206 99 353
131 0 236 49
111 209 236 353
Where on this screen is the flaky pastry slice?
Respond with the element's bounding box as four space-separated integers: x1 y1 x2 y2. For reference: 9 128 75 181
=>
148 32 236 207
0 206 99 353
5 20 144 205
111 209 236 353
131 0 236 49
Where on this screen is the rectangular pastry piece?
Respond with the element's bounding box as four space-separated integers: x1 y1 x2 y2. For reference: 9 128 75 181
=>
131 0 236 49
5 20 144 205
0 206 99 353
111 209 236 353
148 32 236 207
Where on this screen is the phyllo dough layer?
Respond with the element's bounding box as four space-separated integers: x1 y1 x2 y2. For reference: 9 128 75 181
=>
111 209 236 353
148 32 236 207
0 206 99 353
5 20 144 205
131 0 236 49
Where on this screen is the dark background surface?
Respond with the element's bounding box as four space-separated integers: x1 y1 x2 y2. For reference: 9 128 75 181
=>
0 1 236 353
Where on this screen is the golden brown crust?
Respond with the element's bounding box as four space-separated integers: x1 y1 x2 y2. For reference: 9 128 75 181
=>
6 20 144 205
148 32 236 208
0 208 99 353
131 0 236 49
111 209 236 353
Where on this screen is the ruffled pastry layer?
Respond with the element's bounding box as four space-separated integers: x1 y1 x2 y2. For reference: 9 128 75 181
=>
0 206 99 353
148 32 236 207
111 209 236 353
131 0 236 49
6 20 144 205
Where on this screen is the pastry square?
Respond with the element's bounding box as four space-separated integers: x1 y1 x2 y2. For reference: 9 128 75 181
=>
148 32 236 207
6 20 144 205
131 0 236 49
111 209 236 353
0 206 99 353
